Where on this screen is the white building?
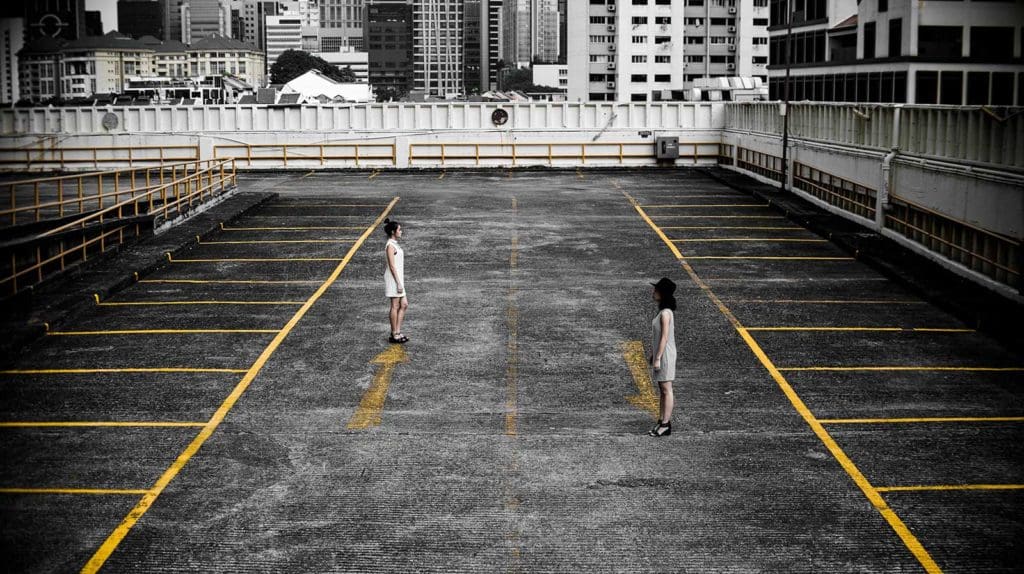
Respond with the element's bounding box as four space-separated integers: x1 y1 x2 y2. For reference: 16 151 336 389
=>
567 0 769 102
766 0 1024 105
265 15 303 72
187 34 265 88
281 68 373 101
413 0 464 98
531 63 567 91
314 49 369 83
0 18 24 104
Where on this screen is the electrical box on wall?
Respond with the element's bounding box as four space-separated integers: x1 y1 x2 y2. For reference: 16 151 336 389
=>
656 136 679 159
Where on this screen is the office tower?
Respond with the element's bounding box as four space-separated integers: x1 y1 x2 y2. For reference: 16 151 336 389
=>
502 0 559 67
320 0 365 51
119 0 167 39
265 14 302 72
0 18 24 103
464 0 481 93
188 0 230 40
85 10 103 35
412 0 463 98
364 0 413 96
481 0 500 91
24 0 87 41
567 0 769 102
767 0 1024 104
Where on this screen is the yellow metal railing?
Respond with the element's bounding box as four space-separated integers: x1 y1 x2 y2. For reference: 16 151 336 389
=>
213 143 397 167
885 195 1020 289
736 147 784 182
408 141 722 166
0 144 199 171
1 160 218 226
1 158 237 297
792 162 877 220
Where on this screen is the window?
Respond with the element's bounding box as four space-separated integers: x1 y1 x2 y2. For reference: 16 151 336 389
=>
654 55 671 63
631 93 647 101
753 18 768 26
878 0 887 12
685 55 704 62
632 0 648 4
863 22 876 59
654 36 671 44
655 16 671 25
940 71 963 104
632 16 648 24
590 73 607 82
632 35 647 43
888 19 901 57
632 55 648 63
685 37 704 44
631 74 648 82
970 26 1014 61
918 26 962 59
753 37 768 45
654 74 671 82
915 70 938 104
590 16 606 23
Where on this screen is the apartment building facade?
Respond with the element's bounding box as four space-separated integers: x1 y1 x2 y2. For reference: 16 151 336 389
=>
568 0 769 102
364 0 413 95
412 0 463 98
766 0 1024 104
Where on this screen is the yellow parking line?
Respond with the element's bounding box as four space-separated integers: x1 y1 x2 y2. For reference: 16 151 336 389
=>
642 204 770 208
169 257 344 263
221 226 364 231
650 215 786 219
368 169 380 180
622 190 942 573
0 368 247 375
660 226 803 230
672 238 828 243
820 416 1024 424
685 256 854 261
780 366 1024 372
876 484 1024 493
263 204 388 208
97 301 305 306
82 197 400 574
745 327 974 332
48 329 280 336
728 299 924 304
0 488 149 496
0 421 206 428
198 239 357 245
138 279 321 285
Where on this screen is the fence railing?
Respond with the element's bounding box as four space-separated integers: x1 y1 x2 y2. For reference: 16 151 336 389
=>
1 158 236 297
213 142 397 167
1 160 218 226
0 144 199 171
408 141 722 166
792 161 878 221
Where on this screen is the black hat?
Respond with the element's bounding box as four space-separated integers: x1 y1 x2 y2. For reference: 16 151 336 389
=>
651 277 676 296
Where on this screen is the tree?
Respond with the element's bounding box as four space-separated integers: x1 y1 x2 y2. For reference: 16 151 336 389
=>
501 67 558 93
375 86 409 102
270 50 359 84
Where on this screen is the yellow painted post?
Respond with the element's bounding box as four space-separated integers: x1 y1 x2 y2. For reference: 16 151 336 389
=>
127 146 133 167
548 143 553 166
354 144 360 167
320 144 325 166
511 142 516 166
93 147 98 169
36 247 42 283
77 177 84 215
97 174 104 211
581 143 587 165
33 181 40 221
8 183 15 225
391 143 396 166
58 178 64 217
475 143 480 166
440 143 446 166
282 144 288 167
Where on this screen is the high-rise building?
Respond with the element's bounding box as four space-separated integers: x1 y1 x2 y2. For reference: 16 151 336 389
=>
119 0 167 39
188 0 231 40
265 15 302 73
464 0 481 94
481 0 500 91
502 0 559 67
766 0 1024 105
412 0 462 98
364 0 413 97
24 0 87 41
0 18 24 103
567 0 769 102
85 10 104 35
557 0 565 64
320 0 365 51
166 0 189 43
240 0 278 50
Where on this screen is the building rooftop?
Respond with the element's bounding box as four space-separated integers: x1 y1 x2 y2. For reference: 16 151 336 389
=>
64 31 153 52
187 34 259 53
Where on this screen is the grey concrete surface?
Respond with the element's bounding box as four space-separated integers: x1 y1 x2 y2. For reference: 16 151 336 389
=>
0 169 1021 573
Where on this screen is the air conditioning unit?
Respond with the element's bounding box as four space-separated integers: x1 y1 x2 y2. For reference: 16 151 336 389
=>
608 4 616 11
607 24 616 32
728 26 736 32
728 45 736 51
727 63 735 70
608 44 616 51
728 7 736 14
606 81 616 89
608 62 616 70
681 63 688 68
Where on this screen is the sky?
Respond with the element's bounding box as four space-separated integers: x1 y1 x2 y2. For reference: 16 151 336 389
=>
86 0 119 33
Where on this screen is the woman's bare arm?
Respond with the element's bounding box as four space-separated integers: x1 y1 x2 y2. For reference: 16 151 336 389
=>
654 311 670 367
386 244 403 293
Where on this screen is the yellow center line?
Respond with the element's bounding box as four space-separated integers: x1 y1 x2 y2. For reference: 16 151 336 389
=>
169 257 344 263
649 215 787 219
138 279 322 285
199 239 357 245
0 421 207 428
262 204 388 208
47 329 280 336
0 367 247 375
622 190 942 574
745 327 974 332
641 203 770 208
82 197 400 574
345 345 408 430
685 256 855 261
0 488 149 496
660 226 804 230
506 197 519 436
819 416 1024 424
221 226 365 231
727 299 927 304
876 484 1024 493
779 366 1024 372
671 238 828 243
97 301 305 306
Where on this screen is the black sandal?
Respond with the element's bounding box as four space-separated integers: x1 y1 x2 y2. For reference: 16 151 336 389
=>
648 420 671 437
388 334 402 344
396 334 409 343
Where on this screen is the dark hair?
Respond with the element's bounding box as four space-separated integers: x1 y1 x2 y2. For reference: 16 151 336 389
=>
658 294 677 311
383 218 400 237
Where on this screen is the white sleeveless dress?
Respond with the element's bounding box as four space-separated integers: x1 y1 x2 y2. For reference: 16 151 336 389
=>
651 308 677 382
384 238 406 298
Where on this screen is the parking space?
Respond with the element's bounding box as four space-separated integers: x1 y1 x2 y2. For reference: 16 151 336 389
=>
1 169 1020 572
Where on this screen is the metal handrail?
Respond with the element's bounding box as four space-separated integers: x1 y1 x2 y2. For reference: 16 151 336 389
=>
408 141 722 166
214 143 397 166
0 144 199 170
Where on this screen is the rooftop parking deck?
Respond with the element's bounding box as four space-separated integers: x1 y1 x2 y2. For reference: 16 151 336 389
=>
1 169 1022 573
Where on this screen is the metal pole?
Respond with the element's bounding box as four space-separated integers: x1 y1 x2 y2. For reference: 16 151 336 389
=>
780 0 793 192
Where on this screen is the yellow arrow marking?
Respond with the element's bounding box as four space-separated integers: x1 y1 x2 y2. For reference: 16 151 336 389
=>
622 340 659 419
346 345 409 430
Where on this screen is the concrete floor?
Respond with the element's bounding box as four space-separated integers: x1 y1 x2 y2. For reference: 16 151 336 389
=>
1 169 1022 573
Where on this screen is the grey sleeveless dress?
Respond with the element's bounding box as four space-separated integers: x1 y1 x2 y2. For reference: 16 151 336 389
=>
651 308 677 382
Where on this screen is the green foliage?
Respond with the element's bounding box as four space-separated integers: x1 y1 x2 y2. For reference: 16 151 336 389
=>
270 50 359 84
501 67 559 93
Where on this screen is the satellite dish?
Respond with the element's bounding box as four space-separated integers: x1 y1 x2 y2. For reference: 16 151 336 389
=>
101 112 119 130
491 108 509 126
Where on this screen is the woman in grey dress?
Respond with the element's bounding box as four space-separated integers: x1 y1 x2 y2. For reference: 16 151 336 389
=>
648 277 677 437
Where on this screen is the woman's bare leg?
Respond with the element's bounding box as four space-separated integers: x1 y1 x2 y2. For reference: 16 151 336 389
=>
659 381 674 424
395 297 408 335
389 298 400 335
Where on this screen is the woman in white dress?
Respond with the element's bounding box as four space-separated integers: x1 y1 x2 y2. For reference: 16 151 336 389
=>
383 218 409 344
648 277 677 437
